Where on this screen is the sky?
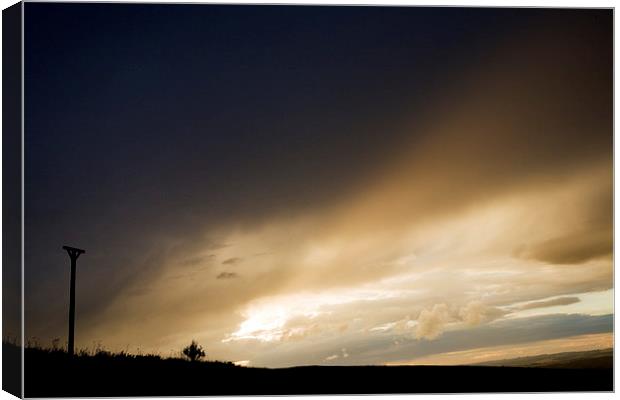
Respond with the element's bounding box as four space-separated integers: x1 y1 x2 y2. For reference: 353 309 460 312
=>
22 4 612 367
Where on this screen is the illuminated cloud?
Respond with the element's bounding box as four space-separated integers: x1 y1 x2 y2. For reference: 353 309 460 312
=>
459 301 505 326
517 297 581 311
415 304 450 340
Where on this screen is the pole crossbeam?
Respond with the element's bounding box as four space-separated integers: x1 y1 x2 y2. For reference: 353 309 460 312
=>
63 245 85 260
62 245 85 356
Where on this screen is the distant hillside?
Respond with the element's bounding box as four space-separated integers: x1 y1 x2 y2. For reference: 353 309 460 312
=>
474 348 613 369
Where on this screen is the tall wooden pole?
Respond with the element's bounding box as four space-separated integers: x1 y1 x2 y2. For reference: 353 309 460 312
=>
63 246 85 356
68 255 76 356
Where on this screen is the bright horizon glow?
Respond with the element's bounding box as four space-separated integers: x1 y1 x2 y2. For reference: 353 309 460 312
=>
386 333 613 366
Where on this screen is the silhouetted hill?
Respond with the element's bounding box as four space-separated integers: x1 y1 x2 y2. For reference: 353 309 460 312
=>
474 348 613 369
17 343 612 397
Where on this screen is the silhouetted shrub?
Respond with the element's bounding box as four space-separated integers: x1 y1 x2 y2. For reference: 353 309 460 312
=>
182 340 206 362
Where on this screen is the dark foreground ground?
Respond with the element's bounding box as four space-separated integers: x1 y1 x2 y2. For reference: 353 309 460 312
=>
13 344 613 397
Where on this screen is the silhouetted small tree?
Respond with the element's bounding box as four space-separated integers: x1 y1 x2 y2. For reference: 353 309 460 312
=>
182 340 206 362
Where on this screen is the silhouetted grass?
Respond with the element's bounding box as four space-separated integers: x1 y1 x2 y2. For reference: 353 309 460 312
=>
23 341 235 366
15 342 612 397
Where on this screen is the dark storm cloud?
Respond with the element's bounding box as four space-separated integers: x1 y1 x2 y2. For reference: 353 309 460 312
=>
23 4 525 341
518 230 612 265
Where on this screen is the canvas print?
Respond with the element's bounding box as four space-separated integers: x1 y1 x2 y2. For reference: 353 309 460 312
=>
2 2 613 397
